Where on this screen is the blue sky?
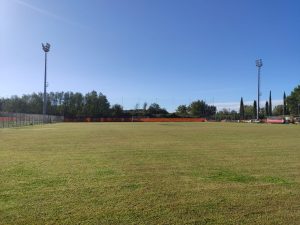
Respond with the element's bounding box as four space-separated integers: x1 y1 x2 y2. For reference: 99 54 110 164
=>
1 0 300 111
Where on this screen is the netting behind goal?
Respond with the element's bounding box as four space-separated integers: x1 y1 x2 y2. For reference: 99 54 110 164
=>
0 112 64 128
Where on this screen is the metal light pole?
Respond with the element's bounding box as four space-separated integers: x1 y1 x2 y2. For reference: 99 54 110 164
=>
255 59 263 120
42 43 50 118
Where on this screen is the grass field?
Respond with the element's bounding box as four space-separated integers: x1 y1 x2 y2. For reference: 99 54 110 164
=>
0 122 299 224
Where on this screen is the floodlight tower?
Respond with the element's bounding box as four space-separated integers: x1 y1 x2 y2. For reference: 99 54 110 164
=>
42 43 50 117
255 59 263 120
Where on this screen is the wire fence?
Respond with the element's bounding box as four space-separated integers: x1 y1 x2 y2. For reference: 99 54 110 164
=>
0 112 64 128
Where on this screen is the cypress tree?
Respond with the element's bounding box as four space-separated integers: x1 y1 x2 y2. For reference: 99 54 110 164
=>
283 92 288 115
239 97 245 120
265 101 269 117
269 91 272 116
253 100 257 119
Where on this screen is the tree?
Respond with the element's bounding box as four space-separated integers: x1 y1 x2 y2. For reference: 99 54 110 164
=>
260 107 266 118
147 103 168 116
253 100 257 119
83 91 110 117
216 109 238 121
72 92 84 117
273 105 284 116
187 100 216 118
269 91 272 116
283 92 289 115
111 104 123 117
243 105 252 120
176 105 188 117
188 100 205 117
239 97 245 120
142 102 147 111
97 92 110 117
134 103 140 110
286 85 300 115
142 102 148 115
27 93 43 114
0 91 113 118
265 101 269 117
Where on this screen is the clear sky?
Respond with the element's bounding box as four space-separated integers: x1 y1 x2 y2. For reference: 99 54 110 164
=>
1 0 300 111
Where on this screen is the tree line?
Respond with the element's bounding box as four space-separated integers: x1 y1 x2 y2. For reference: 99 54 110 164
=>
1 84 299 120
0 91 216 118
237 85 300 120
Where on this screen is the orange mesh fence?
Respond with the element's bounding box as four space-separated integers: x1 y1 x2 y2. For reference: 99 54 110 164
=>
137 118 206 122
64 118 207 122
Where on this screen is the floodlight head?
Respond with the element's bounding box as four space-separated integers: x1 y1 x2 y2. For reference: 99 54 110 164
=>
42 43 51 52
256 59 263 67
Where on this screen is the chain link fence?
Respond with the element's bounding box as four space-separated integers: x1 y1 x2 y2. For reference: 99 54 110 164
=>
0 112 64 128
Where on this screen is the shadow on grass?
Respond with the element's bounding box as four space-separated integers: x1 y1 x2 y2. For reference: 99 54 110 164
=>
120 183 141 190
208 170 256 183
96 168 118 176
192 169 294 185
261 176 292 185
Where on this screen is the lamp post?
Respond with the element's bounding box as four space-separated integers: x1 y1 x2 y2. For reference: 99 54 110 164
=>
255 59 263 120
42 43 50 118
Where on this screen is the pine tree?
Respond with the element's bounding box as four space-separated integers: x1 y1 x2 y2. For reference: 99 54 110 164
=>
269 91 272 116
253 100 257 119
239 97 245 120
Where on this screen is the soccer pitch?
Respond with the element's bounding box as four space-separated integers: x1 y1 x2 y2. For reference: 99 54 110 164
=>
0 123 299 224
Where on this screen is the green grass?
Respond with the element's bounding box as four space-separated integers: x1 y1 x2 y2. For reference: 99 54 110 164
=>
0 122 299 224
